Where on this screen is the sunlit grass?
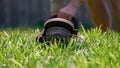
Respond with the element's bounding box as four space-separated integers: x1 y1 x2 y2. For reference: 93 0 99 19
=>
0 27 120 68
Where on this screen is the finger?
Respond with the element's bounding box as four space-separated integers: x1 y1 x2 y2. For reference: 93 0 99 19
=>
68 15 72 20
58 12 64 18
60 13 72 20
58 11 73 20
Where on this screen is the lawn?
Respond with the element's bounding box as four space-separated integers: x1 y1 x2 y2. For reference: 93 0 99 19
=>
0 27 120 68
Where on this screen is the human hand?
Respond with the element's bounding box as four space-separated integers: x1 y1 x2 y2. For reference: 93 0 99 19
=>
58 4 78 20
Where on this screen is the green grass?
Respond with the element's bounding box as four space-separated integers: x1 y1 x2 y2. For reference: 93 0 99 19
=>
0 27 120 68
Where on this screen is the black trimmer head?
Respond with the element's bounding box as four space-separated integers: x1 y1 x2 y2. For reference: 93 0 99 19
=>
36 17 79 43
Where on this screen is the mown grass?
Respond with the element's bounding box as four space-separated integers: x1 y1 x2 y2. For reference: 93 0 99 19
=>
0 27 120 68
